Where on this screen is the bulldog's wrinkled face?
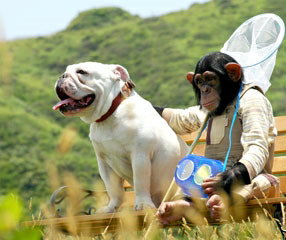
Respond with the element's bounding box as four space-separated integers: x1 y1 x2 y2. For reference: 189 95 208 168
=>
53 62 131 122
53 63 97 116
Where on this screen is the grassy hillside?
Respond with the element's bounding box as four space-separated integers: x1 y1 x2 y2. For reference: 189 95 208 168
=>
1 0 286 217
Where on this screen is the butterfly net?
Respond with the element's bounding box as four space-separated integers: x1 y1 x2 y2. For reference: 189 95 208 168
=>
221 13 285 93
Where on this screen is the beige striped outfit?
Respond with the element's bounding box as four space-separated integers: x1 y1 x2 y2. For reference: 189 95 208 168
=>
169 84 280 200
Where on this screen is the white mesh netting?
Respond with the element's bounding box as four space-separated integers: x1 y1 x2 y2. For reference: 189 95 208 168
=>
221 13 285 93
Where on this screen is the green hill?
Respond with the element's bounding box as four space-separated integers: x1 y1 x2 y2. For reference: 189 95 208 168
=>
1 0 286 217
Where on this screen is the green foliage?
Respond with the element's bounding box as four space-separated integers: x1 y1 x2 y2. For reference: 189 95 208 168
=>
214 0 235 11
67 7 139 30
0 194 41 239
0 195 22 232
1 0 286 219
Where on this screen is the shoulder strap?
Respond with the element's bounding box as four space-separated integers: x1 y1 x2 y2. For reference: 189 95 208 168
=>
240 84 264 98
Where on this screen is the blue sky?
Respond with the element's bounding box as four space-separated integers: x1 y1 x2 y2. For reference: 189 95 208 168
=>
0 0 208 41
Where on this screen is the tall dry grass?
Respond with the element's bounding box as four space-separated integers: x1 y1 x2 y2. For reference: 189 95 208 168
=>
35 146 284 239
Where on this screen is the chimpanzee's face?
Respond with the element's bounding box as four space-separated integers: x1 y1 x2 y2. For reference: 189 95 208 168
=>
194 71 221 112
187 52 242 116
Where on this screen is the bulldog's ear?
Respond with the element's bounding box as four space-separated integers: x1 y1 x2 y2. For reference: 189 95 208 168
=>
113 65 135 88
113 65 130 81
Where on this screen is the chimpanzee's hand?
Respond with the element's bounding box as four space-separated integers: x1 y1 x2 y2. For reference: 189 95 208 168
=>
206 194 225 219
218 162 251 195
202 175 221 196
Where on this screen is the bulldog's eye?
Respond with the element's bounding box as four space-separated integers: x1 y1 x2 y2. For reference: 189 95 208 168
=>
76 69 88 75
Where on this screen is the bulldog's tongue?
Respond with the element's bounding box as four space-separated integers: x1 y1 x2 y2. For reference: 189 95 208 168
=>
53 98 75 110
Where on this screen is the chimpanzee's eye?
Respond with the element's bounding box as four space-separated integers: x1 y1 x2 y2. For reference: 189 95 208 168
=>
204 72 218 86
195 78 204 88
76 69 88 75
207 77 216 83
194 74 203 88
208 76 219 87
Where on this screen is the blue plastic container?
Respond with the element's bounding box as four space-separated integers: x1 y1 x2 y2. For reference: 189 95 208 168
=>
175 154 224 198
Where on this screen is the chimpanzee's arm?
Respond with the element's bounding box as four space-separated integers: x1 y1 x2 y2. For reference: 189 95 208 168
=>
218 162 251 195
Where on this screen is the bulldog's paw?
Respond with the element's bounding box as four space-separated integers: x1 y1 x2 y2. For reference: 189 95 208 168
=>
96 205 118 213
134 198 156 211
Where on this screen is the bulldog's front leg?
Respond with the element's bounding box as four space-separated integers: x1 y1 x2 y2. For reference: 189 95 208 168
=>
132 151 156 210
96 156 124 213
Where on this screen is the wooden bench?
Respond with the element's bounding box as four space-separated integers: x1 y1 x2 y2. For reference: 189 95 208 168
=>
23 115 286 237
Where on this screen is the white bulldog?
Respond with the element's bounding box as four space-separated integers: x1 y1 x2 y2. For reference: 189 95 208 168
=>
53 62 188 213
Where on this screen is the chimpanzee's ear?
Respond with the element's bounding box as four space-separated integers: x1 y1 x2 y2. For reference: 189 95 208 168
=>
186 72 194 84
225 63 242 82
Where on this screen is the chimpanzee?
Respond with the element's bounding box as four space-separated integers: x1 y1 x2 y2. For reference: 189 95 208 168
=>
155 52 279 223
186 52 242 116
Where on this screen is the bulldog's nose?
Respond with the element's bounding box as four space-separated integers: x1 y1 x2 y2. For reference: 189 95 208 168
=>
61 73 68 79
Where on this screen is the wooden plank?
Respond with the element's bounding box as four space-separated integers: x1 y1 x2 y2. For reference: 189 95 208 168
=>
122 191 135 207
274 135 286 154
123 180 132 190
247 196 286 206
193 144 205 156
275 115 286 134
22 210 152 235
279 176 286 195
272 156 286 175
180 130 206 144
